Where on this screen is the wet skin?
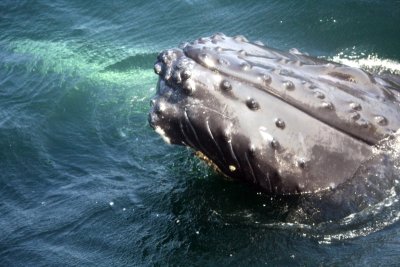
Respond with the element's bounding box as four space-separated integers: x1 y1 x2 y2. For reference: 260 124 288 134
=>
149 34 400 195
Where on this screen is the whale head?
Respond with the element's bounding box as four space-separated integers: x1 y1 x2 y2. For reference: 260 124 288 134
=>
149 34 400 194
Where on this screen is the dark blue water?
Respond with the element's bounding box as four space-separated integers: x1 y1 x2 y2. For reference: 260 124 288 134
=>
1 0 400 266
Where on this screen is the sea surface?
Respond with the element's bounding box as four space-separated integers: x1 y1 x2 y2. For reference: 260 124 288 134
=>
1 0 400 266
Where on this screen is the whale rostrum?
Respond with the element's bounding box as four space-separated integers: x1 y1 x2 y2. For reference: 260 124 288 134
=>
148 33 400 194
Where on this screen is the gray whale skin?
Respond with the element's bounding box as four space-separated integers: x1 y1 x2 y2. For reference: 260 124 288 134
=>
148 33 400 195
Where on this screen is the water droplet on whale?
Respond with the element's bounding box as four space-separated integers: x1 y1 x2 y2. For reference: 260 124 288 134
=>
229 165 236 172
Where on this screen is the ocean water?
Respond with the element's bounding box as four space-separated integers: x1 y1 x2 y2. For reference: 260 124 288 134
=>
1 0 400 266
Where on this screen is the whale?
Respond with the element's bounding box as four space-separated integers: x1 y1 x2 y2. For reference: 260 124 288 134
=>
148 33 400 195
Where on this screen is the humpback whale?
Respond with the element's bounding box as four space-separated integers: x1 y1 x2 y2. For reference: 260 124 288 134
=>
148 33 400 195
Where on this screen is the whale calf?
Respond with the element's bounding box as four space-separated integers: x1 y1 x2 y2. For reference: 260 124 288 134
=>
148 33 400 194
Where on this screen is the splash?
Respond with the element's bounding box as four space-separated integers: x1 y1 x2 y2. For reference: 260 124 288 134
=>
330 51 400 75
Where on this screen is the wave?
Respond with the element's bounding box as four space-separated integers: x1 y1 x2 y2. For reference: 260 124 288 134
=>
329 51 400 75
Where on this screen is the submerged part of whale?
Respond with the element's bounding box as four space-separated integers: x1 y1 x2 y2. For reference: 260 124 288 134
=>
148 33 400 194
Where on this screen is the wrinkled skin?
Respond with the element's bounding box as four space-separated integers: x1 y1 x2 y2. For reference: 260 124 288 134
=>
148 33 400 195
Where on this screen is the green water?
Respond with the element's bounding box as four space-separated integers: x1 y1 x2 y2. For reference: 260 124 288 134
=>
1 0 400 266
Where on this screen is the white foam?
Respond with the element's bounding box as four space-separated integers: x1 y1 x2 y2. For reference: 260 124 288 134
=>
155 126 171 144
330 53 400 75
